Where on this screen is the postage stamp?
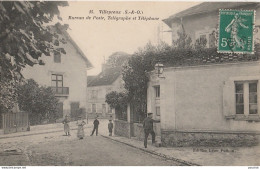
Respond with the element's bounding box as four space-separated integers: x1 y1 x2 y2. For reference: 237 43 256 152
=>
218 9 255 54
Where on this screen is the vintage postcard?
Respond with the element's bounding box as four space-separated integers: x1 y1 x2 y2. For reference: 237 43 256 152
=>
0 1 260 167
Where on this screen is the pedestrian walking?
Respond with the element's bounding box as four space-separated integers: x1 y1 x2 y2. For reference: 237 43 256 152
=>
143 112 160 148
90 117 99 136
108 119 113 136
77 117 86 139
62 115 70 136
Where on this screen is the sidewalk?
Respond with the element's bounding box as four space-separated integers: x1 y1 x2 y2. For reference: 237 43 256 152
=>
0 120 91 139
0 118 109 139
100 134 260 166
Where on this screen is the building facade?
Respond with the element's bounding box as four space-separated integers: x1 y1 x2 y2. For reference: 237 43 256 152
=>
163 2 260 46
22 24 93 121
147 2 260 146
87 66 124 118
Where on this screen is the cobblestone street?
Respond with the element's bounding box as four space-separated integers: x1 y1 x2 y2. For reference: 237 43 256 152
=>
0 125 183 166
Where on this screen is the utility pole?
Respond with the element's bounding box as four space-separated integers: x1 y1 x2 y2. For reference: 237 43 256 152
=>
157 23 172 45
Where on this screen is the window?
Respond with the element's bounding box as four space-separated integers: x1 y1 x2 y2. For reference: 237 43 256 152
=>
235 81 258 115
51 74 63 88
108 106 112 114
199 34 207 43
155 86 160 98
249 83 258 114
235 83 244 114
209 31 217 48
195 28 216 48
91 90 98 99
156 106 160 116
92 104 96 113
54 52 61 63
102 104 106 114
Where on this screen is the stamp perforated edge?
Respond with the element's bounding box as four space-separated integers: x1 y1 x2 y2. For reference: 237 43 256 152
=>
217 9 256 54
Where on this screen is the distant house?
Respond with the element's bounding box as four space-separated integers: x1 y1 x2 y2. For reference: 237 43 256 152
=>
146 2 260 147
163 2 260 47
87 66 124 118
22 23 93 121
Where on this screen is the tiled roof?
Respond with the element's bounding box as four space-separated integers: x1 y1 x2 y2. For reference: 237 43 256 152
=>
87 66 122 87
163 2 259 27
87 76 96 85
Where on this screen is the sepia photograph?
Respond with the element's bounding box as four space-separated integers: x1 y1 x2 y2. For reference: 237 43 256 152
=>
0 0 260 166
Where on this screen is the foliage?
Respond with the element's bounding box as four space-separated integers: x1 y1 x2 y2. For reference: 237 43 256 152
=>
0 77 18 114
0 1 68 112
106 52 130 67
172 27 192 49
121 42 171 119
17 79 59 125
105 91 128 111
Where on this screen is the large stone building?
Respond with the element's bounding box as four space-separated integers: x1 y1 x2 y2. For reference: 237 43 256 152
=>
146 2 260 146
22 23 93 121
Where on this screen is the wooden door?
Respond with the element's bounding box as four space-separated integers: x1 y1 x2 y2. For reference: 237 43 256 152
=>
70 102 80 120
57 102 63 119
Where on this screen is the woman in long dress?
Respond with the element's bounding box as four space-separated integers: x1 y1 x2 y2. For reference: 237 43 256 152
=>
62 115 70 136
77 117 86 139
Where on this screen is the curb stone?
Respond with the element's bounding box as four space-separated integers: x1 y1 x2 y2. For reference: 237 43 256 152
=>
101 135 200 166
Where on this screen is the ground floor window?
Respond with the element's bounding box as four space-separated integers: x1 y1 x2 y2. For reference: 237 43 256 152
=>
102 104 106 114
156 106 160 116
235 81 258 115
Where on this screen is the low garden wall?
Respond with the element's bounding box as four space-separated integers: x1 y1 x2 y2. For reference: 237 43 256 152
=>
161 130 260 147
114 120 132 138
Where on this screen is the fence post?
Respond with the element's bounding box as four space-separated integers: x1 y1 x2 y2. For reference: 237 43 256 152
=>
127 104 131 123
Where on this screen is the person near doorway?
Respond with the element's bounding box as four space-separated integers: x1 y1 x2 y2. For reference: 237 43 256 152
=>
62 115 70 136
108 119 113 136
91 116 99 136
143 112 160 148
77 117 86 139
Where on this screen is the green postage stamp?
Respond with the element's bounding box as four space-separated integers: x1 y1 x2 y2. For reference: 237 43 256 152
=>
218 9 255 54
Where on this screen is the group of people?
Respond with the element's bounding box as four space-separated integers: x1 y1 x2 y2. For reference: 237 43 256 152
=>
62 115 114 139
62 112 159 148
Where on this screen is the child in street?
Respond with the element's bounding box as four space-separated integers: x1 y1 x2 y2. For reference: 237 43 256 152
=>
108 119 113 136
77 117 86 139
62 115 70 136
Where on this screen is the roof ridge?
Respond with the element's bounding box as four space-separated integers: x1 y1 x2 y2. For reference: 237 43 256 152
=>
55 23 93 69
163 2 259 27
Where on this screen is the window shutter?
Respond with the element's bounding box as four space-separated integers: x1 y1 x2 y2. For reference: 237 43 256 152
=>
223 80 235 116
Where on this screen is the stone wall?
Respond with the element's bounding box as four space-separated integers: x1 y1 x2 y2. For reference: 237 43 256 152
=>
114 120 132 138
161 130 259 147
87 113 114 119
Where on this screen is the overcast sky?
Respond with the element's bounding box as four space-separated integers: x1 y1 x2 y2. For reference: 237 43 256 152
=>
59 1 200 75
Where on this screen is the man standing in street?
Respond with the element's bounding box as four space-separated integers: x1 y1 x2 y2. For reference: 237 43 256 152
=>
143 112 160 148
108 119 113 136
91 116 99 136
